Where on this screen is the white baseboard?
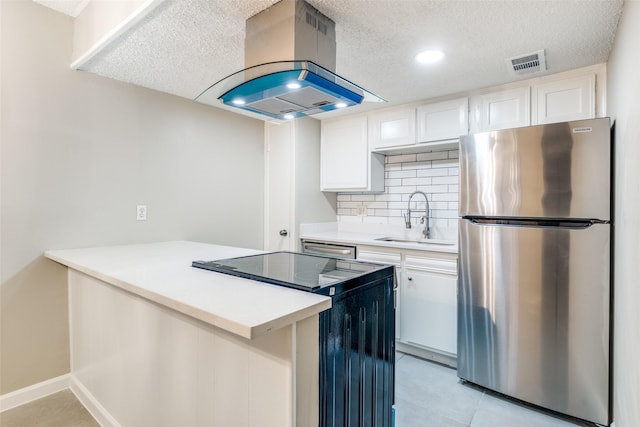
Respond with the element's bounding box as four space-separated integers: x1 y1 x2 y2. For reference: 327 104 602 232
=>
0 374 70 412
69 376 121 427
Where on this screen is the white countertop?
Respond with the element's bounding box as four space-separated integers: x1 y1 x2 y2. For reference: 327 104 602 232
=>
45 241 332 340
300 229 458 254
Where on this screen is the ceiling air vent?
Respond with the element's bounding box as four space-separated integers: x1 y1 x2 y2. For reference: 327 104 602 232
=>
506 50 546 75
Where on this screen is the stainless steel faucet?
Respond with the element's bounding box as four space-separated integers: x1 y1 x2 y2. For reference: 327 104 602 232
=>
404 191 431 239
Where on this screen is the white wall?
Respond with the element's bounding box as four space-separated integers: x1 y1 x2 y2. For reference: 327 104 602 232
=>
606 2 640 426
1 1 264 394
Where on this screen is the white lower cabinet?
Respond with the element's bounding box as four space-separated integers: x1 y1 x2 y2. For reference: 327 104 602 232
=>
356 245 458 366
357 248 402 339
402 255 457 358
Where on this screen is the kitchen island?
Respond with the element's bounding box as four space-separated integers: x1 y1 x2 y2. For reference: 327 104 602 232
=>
45 241 332 427
301 223 459 367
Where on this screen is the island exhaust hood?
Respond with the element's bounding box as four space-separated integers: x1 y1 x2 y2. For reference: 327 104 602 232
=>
195 0 385 120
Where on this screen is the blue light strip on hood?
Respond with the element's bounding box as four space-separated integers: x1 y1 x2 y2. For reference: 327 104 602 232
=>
195 61 385 120
219 69 364 119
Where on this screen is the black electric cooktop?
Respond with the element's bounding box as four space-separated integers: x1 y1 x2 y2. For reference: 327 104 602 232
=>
192 251 385 292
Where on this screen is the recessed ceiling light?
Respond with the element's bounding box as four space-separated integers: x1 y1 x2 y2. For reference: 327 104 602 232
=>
335 102 347 108
286 82 302 89
415 49 444 64
232 99 246 105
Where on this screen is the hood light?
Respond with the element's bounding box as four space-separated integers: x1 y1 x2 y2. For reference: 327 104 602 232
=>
201 61 386 120
415 49 444 64
283 113 295 120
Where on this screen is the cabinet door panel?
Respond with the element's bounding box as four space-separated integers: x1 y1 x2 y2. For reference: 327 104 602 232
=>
321 115 368 190
401 268 457 355
470 87 530 132
532 75 595 125
357 248 402 340
370 107 416 149
417 97 468 142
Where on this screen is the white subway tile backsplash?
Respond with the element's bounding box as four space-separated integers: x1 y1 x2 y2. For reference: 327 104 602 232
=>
402 177 431 186
416 168 448 177
402 161 432 170
429 201 450 210
375 193 402 202
386 154 417 164
432 192 459 202
387 170 417 179
416 184 449 193
368 201 389 209
340 201 364 208
432 176 459 185
387 186 413 194
417 151 449 161
433 159 459 168
351 194 376 202
336 149 460 236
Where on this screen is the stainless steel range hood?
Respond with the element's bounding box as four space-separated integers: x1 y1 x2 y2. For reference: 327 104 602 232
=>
195 0 384 120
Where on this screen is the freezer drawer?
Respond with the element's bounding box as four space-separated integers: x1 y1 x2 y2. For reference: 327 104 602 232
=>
457 219 610 425
459 118 611 220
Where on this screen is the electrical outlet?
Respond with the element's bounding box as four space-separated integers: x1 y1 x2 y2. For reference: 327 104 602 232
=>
357 205 367 216
136 205 147 221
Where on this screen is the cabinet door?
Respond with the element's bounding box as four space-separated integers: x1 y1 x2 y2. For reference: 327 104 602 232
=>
470 87 530 133
532 74 595 125
369 106 416 149
265 122 294 251
416 97 468 142
401 257 457 355
321 115 368 190
357 248 402 339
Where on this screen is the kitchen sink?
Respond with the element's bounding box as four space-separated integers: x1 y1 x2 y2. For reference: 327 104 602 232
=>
374 237 456 246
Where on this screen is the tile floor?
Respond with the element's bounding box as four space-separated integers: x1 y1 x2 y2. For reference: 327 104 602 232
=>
395 352 592 427
1 353 593 427
0 389 98 427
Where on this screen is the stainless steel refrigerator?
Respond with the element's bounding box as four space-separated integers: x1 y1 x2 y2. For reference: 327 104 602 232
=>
457 118 611 425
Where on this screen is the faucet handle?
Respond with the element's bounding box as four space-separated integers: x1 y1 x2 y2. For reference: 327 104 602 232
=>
403 211 412 229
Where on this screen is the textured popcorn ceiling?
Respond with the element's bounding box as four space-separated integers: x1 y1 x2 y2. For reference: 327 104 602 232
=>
38 0 623 119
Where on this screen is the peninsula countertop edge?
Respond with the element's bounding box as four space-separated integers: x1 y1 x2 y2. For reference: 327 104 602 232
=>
45 241 332 340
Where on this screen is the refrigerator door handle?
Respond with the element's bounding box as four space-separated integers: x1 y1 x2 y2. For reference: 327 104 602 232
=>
465 218 601 229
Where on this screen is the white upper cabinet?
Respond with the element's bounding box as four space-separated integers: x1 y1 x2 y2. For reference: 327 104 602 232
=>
321 114 384 192
532 74 596 125
369 106 416 149
416 97 468 142
470 86 530 133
